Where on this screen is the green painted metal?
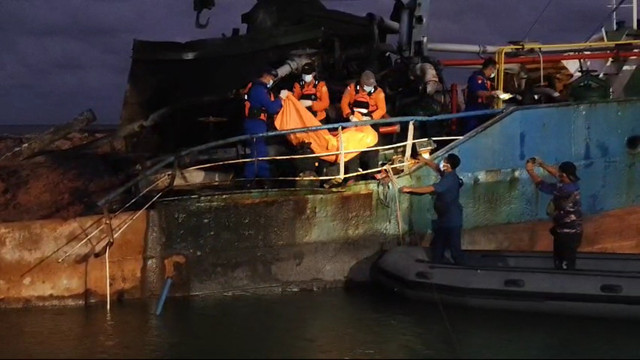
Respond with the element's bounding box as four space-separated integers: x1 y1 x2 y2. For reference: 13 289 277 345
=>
568 73 611 101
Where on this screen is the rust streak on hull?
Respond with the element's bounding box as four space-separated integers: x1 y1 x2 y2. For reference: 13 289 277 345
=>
0 212 148 307
464 207 640 253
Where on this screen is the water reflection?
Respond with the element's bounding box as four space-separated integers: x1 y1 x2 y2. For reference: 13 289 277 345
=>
1 288 640 358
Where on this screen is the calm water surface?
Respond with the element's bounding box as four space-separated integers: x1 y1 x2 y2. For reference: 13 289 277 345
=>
1 288 640 359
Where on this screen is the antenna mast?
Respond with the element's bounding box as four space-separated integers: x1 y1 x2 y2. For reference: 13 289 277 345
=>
607 0 637 30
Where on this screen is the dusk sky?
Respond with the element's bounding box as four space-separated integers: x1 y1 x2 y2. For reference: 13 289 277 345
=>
0 0 626 125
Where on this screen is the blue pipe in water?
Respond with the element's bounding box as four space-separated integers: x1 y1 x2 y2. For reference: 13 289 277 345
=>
155 277 173 315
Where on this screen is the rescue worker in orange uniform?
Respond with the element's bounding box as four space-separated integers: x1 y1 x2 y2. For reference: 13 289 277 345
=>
292 63 330 122
340 70 387 178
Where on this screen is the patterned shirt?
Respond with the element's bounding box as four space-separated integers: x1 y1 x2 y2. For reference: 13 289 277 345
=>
537 181 583 234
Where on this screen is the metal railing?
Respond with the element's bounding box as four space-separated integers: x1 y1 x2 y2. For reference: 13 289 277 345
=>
182 135 462 180
97 108 501 208
494 40 640 107
77 109 504 265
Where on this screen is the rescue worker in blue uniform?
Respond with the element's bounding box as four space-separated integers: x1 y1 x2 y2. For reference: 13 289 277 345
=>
400 153 466 265
243 68 290 179
464 57 499 133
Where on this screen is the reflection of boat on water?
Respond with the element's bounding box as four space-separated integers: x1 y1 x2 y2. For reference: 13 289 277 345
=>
372 246 640 318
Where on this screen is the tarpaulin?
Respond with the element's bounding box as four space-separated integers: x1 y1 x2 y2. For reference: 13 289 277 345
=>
274 96 378 163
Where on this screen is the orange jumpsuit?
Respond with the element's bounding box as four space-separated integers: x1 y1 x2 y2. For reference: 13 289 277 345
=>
340 83 387 121
293 79 330 122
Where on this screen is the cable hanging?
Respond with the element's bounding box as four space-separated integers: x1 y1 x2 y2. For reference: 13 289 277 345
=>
522 0 554 42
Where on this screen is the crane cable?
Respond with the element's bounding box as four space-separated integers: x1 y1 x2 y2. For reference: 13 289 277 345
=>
522 0 554 41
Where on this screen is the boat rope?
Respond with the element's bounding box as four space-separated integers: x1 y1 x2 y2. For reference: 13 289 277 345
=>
171 137 451 185
377 175 394 207
182 136 461 172
377 165 459 353
377 180 400 233
57 174 170 263
522 0 553 42
105 237 111 313
238 162 408 182
383 164 404 245
111 190 165 239
174 162 414 186
429 279 461 358
60 159 412 265
97 110 502 208
93 189 167 260
20 217 103 277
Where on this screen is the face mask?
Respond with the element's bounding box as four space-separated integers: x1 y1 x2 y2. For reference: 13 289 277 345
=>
302 74 313 83
439 160 447 171
267 79 274 88
425 81 439 95
363 85 374 93
489 71 496 79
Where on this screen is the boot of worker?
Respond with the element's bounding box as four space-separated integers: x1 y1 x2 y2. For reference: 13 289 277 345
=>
323 177 343 189
359 150 380 181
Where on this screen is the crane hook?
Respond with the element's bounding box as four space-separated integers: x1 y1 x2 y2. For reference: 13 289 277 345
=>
195 9 210 29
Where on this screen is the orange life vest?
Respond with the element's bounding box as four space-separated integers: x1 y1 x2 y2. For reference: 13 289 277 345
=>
351 84 378 118
479 79 493 104
298 79 319 115
244 82 274 121
298 79 320 101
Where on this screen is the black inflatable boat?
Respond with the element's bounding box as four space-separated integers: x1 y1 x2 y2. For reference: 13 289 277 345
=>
371 246 640 318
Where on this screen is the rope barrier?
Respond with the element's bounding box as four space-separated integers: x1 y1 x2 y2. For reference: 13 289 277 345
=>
383 164 404 245
58 174 170 263
98 110 501 208
183 136 460 172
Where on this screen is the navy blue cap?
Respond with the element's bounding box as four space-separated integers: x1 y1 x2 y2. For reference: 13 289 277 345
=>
261 67 278 78
559 161 580 182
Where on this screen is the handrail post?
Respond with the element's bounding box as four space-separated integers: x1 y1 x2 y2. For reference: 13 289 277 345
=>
404 121 415 173
169 158 179 188
252 137 258 180
102 207 115 314
537 49 544 87
497 47 507 108
105 242 110 314
338 126 344 179
634 0 638 30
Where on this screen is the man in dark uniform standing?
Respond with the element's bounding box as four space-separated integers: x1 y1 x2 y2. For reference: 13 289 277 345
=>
464 57 499 133
243 68 290 179
400 153 466 265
